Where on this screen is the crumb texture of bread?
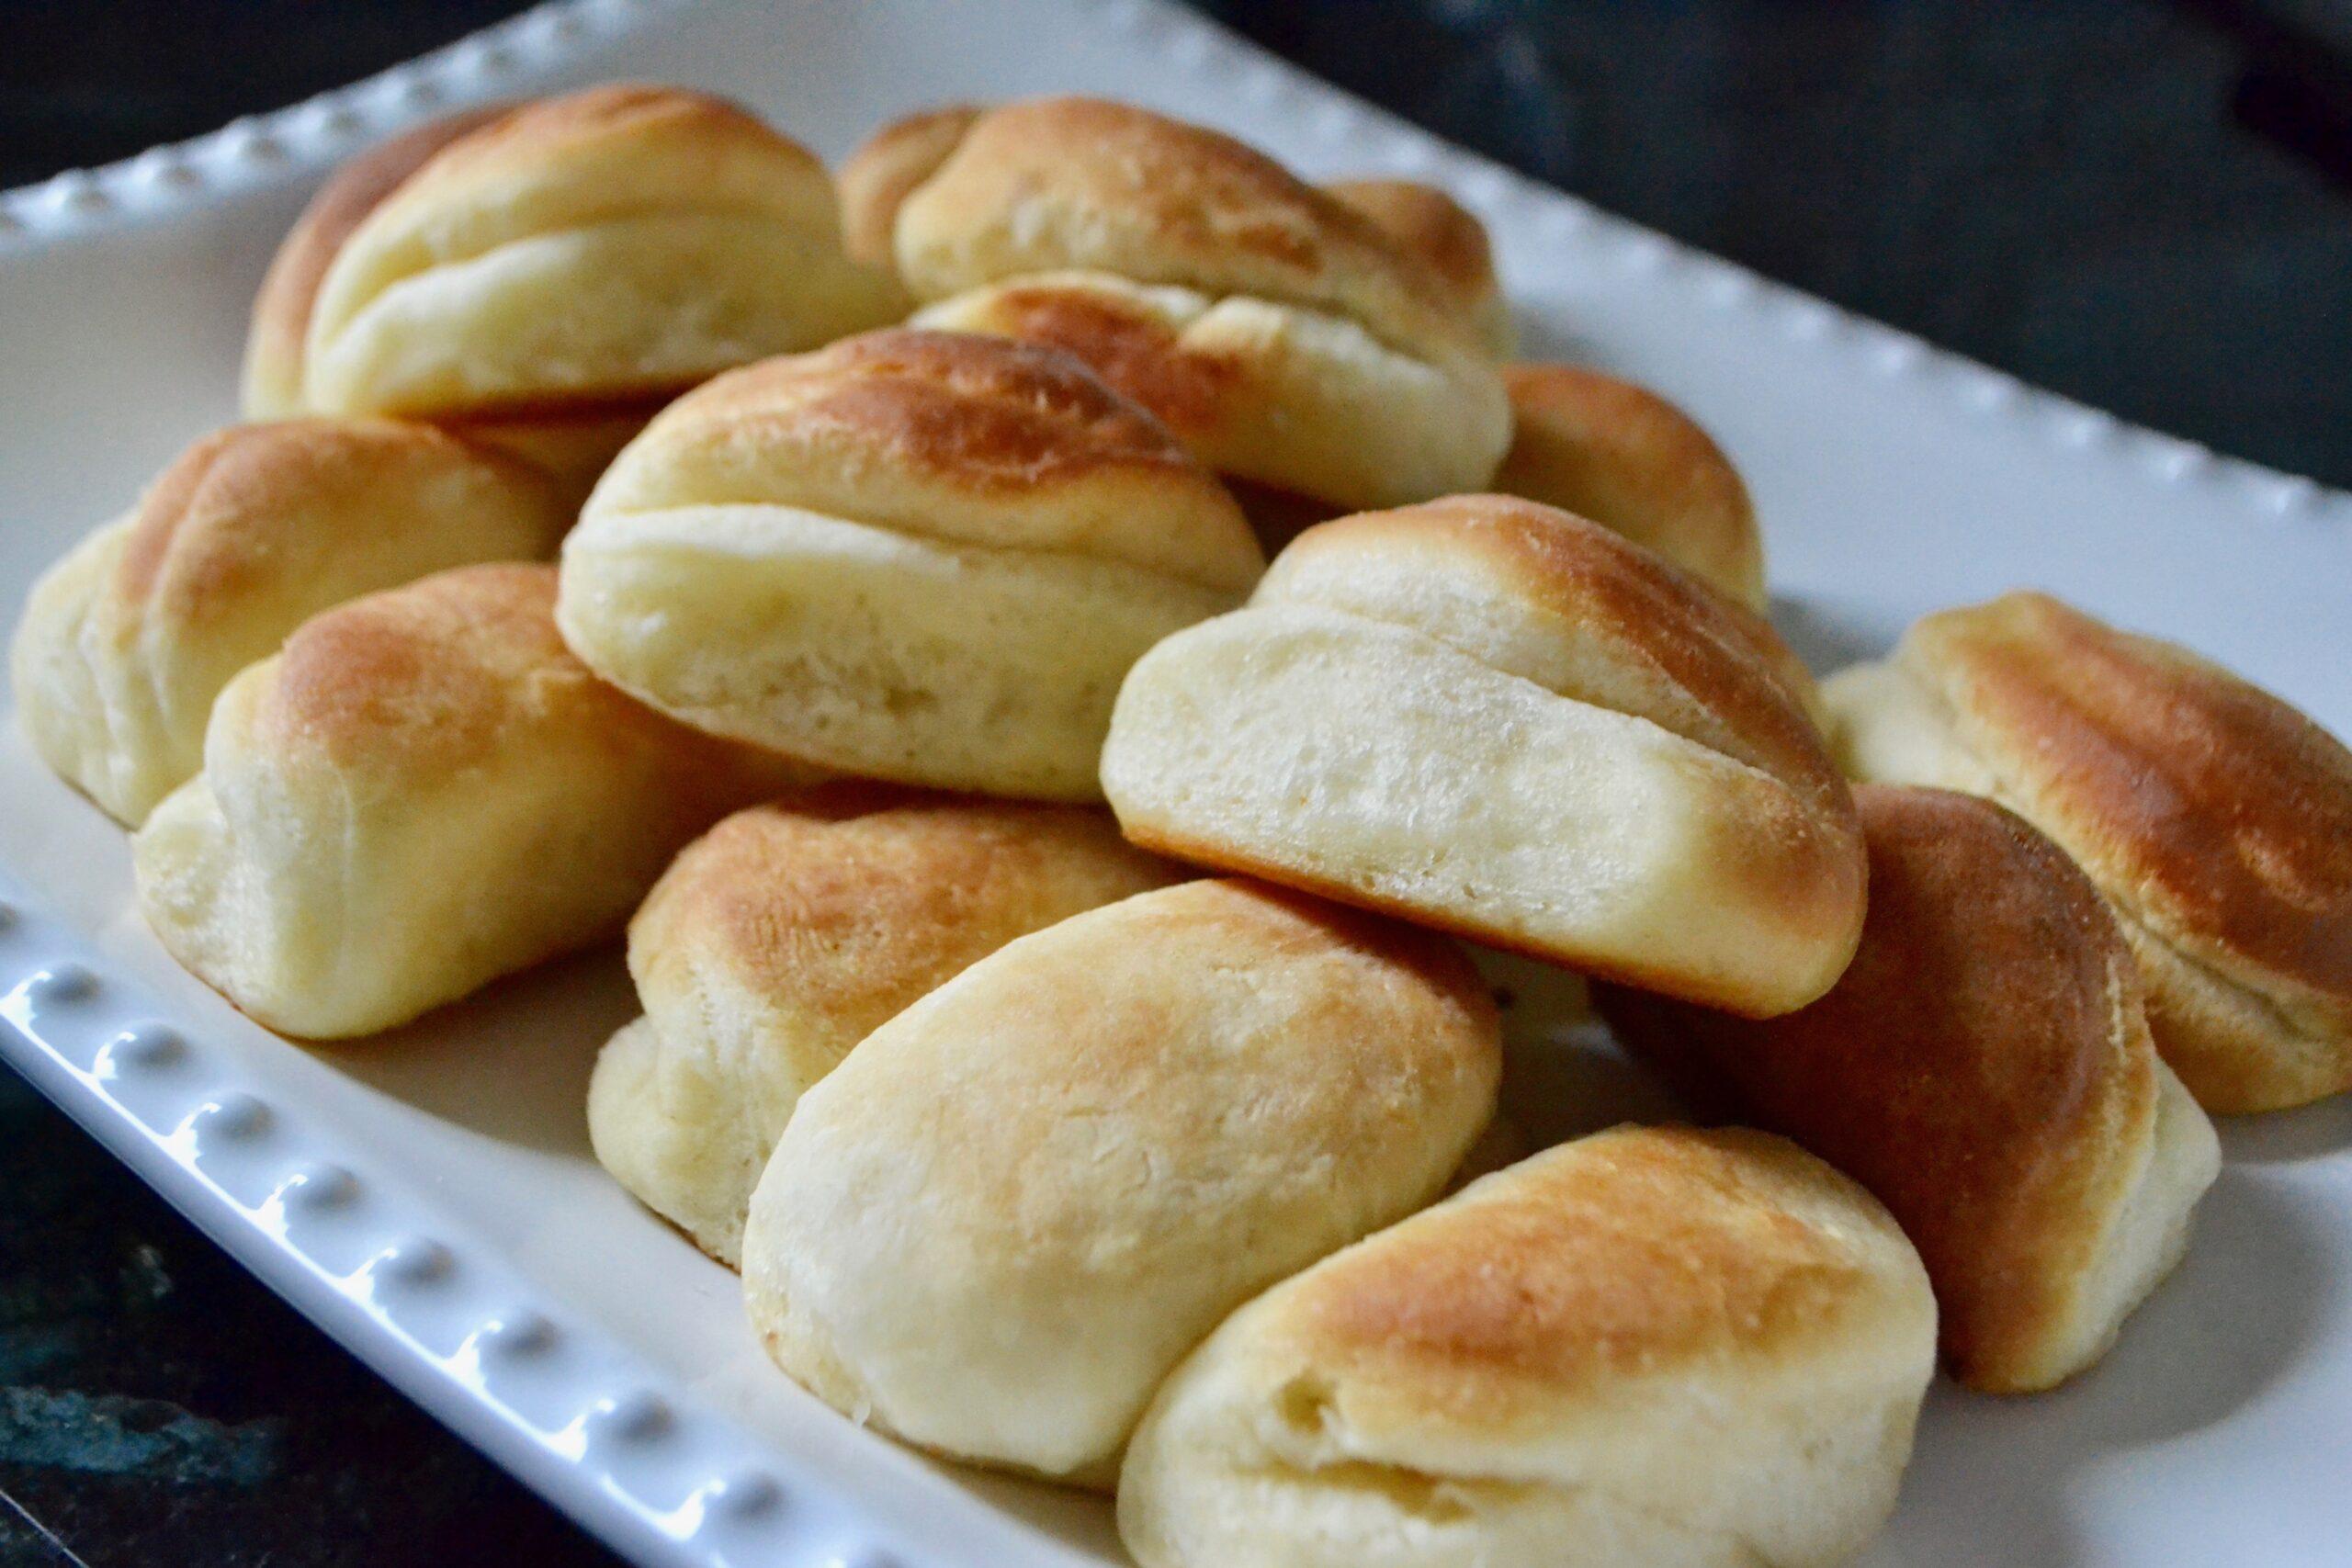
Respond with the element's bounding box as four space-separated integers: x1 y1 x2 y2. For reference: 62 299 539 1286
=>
130 563 807 1039
587 788 1181 1264
1116 1125 1937 1568
1597 784 2220 1391
1102 496 1863 1015
739 879 1500 1485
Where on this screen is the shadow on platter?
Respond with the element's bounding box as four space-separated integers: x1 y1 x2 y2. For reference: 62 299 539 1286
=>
2219 1097 2352 1166
313 943 637 1160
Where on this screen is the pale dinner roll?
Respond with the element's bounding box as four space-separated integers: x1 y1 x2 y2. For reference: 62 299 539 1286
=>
1495 364 1767 611
11 420 569 826
1321 177 1514 357
882 96 1510 512
740 878 1500 1485
1117 1125 1937 1568
1102 495 1866 1016
587 786 1181 1265
133 564 804 1039
1600 785 2220 1392
558 329 1262 800
243 86 897 491
1826 591 2352 1112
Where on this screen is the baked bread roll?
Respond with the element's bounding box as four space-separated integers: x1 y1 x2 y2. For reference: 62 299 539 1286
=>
133 563 804 1039
1102 495 1866 1015
243 86 897 493
1117 1125 1937 1568
835 103 985 276
1600 785 2220 1391
740 878 1500 1485
1826 592 2352 1112
876 96 1509 513
588 786 1181 1265
557 328 1262 800
1495 363 1766 611
1321 177 1513 357
11 419 569 825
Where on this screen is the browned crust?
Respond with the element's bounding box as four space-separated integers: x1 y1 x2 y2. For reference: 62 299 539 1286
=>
1274 1125 1910 1417
1912 592 2352 1018
1278 495 1838 813
1594 784 2159 1391
245 105 512 412
1495 364 1765 610
1321 177 1498 319
836 103 985 268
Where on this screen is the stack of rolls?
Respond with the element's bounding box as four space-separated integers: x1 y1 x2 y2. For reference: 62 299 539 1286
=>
15 78 2348 1568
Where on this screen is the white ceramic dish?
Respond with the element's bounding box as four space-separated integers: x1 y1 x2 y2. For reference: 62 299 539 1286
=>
3 2 2347 1563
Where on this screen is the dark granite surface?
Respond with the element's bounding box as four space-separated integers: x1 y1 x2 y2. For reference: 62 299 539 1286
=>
3 2 2347 1564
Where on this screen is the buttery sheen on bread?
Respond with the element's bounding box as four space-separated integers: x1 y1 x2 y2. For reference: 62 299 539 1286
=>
11 420 569 825
1102 495 1866 1015
1117 1125 1938 1568
557 329 1263 800
1600 785 2220 1392
243 86 898 489
1826 592 2352 1112
1495 364 1767 611
1321 176 1514 358
868 96 1510 512
133 564 804 1039
587 788 1180 1265
740 878 1500 1485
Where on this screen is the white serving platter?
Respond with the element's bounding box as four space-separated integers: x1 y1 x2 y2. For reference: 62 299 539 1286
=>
3 2 2348 1563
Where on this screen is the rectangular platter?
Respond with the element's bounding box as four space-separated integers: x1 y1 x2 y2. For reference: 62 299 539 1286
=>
2 2 2347 1563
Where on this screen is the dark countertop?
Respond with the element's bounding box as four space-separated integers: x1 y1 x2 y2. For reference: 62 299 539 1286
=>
3 3 2346 1564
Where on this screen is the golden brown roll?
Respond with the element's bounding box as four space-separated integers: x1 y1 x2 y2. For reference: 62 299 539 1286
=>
1826 591 2352 1112
1117 1125 1938 1568
243 86 898 492
557 329 1262 801
133 564 805 1039
835 103 985 274
1495 363 1767 611
878 96 1509 512
740 878 1500 1486
587 786 1182 1265
1322 176 1513 357
1102 495 1866 1015
1599 785 2220 1392
11 419 570 826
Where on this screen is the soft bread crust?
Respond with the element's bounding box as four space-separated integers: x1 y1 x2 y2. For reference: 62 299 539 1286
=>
1102 496 1865 1015
559 330 1261 798
739 879 1501 1485
1116 1126 1937 1568
1495 364 1767 611
255 85 895 429
1598 785 2221 1392
132 564 805 1038
836 104 984 272
587 787 1181 1264
1826 592 2352 1112
914 271 1510 511
11 420 569 826
887 97 1510 509
1322 177 1513 356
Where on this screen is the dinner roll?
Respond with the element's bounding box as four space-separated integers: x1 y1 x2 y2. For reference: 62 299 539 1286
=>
557 329 1262 800
588 787 1181 1265
889 96 1510 512
133 564 804 1039
835 103 984 275
1102 495 1866 1015
243 86 897 491
1826 592 2352 1112
1599 785 2220 1392
11 420 569 826
1117 1125 1937 1568
1322 177 1514 357
740 879 1500 1485
1495 364 1767 611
